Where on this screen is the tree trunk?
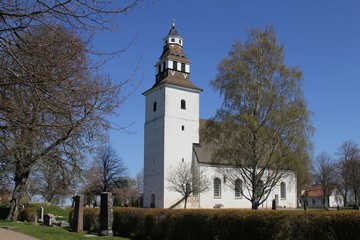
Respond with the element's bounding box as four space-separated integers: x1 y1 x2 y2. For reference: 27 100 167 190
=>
251 198 259 210
344 186 348 207
7 170 30 220
184 196 188 209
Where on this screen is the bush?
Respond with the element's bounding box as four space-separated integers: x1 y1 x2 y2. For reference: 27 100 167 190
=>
112 208 360 240
83 208 100 232
0 205 10 219
69 207 100 232
19 205 37 222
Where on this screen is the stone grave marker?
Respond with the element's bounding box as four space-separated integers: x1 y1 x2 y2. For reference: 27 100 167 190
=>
99 192 113 236
72 195 83 232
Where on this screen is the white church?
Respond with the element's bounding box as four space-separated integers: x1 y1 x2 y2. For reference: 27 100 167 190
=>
143 22 297 209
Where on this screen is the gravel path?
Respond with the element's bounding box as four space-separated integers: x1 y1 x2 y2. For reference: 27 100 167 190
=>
0 227 40 240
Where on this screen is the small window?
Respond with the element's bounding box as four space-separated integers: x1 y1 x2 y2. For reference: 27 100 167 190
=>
181 63 185 72
182 158 184 163
173 61 178 70
171 38 175 42
179 39 182 44
163 61 166 71
153 101 157 112
181 99 186 110
214 178 221 198
235 179 242 198
280 182 286 199
181 125 184 131
158 65 161 74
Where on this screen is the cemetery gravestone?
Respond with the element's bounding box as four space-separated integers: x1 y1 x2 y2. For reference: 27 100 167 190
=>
72 195 83 232
99 192 113 236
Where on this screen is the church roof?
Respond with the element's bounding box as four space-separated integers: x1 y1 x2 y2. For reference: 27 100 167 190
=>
144 21 202 94
193 119 219 165
158 44 190 63
167 25 179 36
150 72 202 92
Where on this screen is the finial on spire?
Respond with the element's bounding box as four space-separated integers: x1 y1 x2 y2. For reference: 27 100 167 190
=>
172 19 175 27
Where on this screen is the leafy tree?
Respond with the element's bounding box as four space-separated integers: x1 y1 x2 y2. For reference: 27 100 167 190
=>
167 162 210 209
84 145 127 205
312 152 338 208
336 140 360 206
202 26 312 210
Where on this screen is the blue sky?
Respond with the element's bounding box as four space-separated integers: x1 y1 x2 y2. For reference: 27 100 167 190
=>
93 0 360 177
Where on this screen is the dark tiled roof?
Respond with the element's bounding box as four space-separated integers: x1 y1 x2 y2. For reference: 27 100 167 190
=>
193 119 222 165
168 26 179 36
158 45 190 63
151 71 202 92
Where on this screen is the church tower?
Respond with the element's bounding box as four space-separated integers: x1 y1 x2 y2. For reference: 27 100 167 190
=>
143 21 202 208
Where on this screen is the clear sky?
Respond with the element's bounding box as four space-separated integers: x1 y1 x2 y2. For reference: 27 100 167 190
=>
93 0 360 177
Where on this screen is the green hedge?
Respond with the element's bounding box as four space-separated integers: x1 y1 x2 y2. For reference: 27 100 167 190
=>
112 208 360 240
74 207 360 239
69 207 100 232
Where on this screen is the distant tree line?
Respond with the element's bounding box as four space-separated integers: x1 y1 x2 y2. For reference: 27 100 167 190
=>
312 139 360 208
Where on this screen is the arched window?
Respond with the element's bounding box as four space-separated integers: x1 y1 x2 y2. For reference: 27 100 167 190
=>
280 182 286 199
181 99 186 110
235 179 242 198
214 178 221 198
153 101 157 112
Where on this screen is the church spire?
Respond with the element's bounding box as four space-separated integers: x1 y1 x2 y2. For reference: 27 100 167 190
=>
144 21 201 93
163 19 183 47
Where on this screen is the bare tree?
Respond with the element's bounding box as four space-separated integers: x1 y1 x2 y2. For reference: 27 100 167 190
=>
1 0 141 220
201 26 312 210
337 140 360 206
134 168 144 207
312 152 338 208
84 145 127 204
167 162 210 209
1 25 126 220
28 160 78 204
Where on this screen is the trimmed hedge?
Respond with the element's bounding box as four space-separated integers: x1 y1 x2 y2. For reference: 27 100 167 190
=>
112 208 360 240
74 207 360 239
69 207 100 232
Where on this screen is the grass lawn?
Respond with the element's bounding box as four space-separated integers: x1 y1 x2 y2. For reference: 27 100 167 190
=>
0 220 129 240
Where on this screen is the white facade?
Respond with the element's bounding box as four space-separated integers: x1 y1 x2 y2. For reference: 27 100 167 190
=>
143 22 298 209
143 84 200 208
194 164 297 209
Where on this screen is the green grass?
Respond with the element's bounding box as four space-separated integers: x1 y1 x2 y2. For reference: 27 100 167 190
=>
0 220 129 240
26 204 70 221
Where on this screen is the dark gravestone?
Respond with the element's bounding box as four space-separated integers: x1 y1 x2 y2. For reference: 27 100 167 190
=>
72 195 83 232
99 192 113 236
272 198 276 210
44 213 55 226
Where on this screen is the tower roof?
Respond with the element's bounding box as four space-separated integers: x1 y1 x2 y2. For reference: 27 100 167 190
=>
167 19 179 36
143 20 202 95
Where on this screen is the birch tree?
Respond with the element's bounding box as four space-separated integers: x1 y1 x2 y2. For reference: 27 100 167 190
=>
202 26 312 210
